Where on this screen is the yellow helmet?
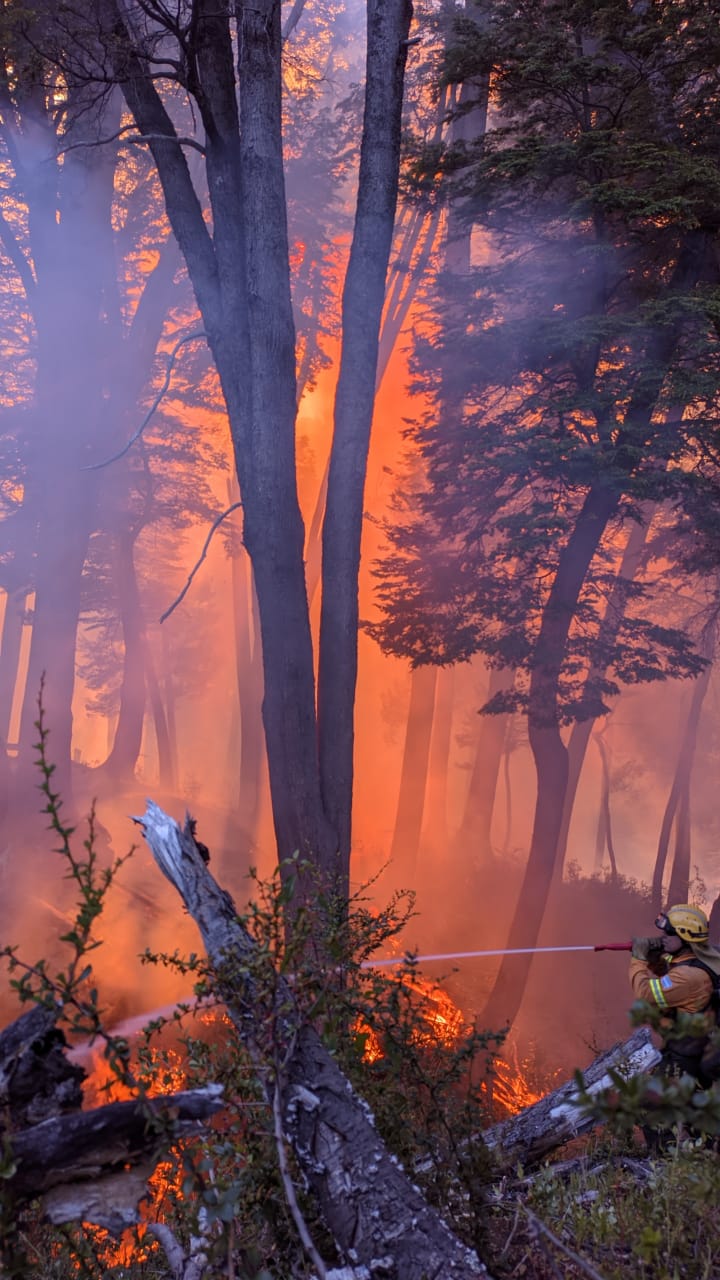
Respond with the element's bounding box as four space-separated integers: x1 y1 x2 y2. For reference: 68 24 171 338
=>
664 904 709 944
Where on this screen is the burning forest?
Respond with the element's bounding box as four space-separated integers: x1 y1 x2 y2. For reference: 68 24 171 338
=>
3 0 720 1276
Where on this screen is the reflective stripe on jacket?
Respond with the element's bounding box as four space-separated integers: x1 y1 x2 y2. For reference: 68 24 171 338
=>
629 955 713 1015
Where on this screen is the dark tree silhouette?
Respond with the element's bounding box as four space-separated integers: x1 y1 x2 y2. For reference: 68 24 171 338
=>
370 0 720 1030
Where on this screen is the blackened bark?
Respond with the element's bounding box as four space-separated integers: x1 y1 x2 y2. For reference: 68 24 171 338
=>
318 0 413 884
138 802 490 1280
0 1000 222 1227
8 1087 224 1203
0 1006 85 1130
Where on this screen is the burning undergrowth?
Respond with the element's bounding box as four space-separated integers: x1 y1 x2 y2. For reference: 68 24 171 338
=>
66 966 507 1275
0 738 556 1278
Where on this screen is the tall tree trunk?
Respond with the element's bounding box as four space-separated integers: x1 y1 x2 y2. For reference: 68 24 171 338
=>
303 86 450 609
593 788 607 873
500 735 514 854
0 590 27 745
93 237 182 783
376 204 443 383
594 729 618 882
318 0 413 887
144 636 175 790
422 665 455 850
233 0 336 875
304 204 443 613
478 228 710 1034
553 516 651 881
104 0 332 875
160 623 178 785
109 0 413 897
457 667 514 865
229 500 266 839
400 72 490 877
667 780 691 905
480 481 621 1034
19 495 95 800
104 531 145 780
652 630 714 908
389 664 438 882
16 82 118 802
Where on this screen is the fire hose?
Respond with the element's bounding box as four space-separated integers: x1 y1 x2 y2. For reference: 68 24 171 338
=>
364 941 633 968
69 942 633 1063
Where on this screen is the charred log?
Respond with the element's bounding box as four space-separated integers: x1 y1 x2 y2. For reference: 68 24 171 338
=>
484 1028 660 1168
136 801 491 1280
42 1162 159 1235
8 1085 224 1202
0 1005 85 1128
0 1002 223 1232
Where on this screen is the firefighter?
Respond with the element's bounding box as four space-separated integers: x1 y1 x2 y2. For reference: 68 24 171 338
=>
630 903 720 1084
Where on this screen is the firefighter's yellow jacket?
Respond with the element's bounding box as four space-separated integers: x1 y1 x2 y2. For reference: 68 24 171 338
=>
629 952 713 1021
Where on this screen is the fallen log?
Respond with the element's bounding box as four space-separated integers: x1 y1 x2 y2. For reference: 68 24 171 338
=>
136 801 491 1280
9 1084 225 1201
0 1005 85 1127
0 1002 224 1231
483 1027 661 1168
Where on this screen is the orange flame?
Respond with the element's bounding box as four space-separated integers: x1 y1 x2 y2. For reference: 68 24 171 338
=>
78 1044 189 1269
356 972 467 1063
491 1044 559 1116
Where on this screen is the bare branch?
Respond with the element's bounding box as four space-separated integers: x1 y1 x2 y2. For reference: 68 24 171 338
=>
56 123 206 156
160 502 243 623
523 1206 608 1280
282 0 308 42
82 329 207 470
102 0 221 319
272 1081 328 1279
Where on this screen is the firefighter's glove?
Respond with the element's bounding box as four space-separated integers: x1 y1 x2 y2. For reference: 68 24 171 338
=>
631 937 650 960
631 936 663 961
